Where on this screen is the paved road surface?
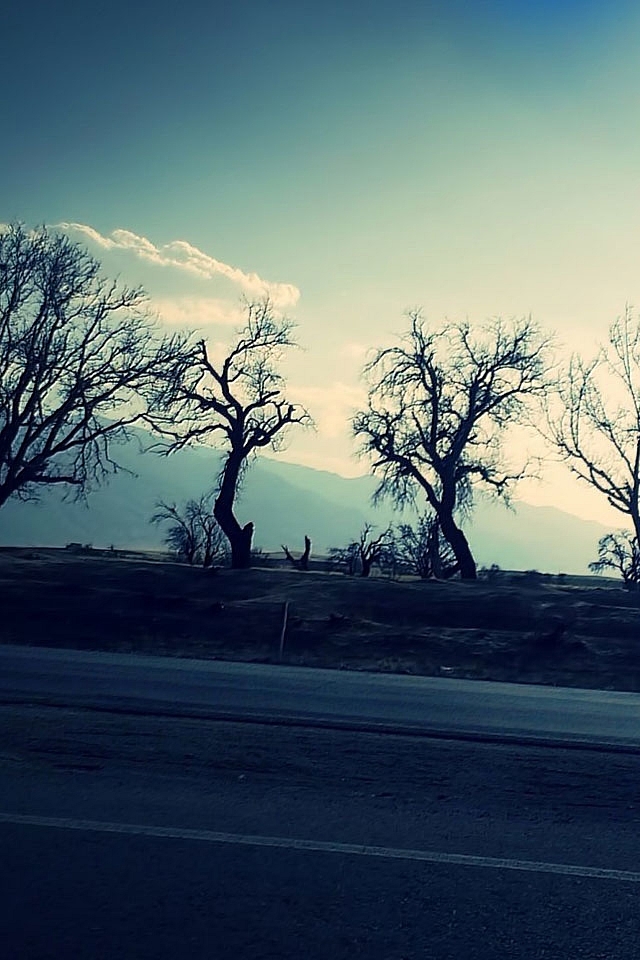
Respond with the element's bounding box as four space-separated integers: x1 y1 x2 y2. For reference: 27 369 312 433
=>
2 646 640 957
1 642 640 748
1 704 640 959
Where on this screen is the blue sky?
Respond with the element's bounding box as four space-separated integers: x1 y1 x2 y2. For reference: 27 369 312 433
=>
2 0 639 523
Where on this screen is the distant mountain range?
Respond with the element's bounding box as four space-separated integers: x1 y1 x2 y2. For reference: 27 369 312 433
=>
0 428 612 574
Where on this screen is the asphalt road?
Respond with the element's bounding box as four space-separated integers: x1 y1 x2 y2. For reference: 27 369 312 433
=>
2 643 640 748
1 705 640 959
2 647 640 957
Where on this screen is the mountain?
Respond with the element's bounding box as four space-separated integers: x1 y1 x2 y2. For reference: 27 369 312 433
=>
0 429 611 573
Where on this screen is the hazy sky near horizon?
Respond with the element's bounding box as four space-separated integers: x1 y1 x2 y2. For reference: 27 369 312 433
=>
2 0 640 526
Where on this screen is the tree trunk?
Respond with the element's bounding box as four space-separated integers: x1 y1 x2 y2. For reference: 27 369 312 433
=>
434 480 477 580
300 535 311 571
428 524 443 579
214 454 254 569
281 535 312 571
438 512 476 580
227 521 254 569
361 556 373 577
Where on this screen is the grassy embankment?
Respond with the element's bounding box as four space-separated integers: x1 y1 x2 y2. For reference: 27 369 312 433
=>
1 547 639 691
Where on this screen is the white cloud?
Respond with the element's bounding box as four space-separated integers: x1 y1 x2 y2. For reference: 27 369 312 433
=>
152 297 245 330
292 381 366 439
58 222 300 309
264 380 367 478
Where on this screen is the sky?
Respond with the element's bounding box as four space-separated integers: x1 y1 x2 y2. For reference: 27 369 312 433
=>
2 0 640 527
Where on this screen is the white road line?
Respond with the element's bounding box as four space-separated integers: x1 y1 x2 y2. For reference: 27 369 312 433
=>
1 811 639 884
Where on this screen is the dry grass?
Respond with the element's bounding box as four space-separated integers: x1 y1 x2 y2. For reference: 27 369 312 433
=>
1 548 640 691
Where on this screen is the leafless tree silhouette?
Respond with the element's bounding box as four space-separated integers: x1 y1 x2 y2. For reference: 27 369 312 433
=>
328 541 360 576
353 312 549 579
152 494 227 567
330 523 394 577
156 299 312 569
549 307 640 546
589 530 640 589
356 523 395 577
393 512 458 579
0 223 189 508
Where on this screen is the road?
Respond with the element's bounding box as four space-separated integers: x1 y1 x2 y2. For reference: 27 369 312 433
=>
2 643 640 748
2 646 640 957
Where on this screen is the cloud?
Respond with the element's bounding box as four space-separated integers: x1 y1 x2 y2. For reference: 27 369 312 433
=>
292 381 366 439
58 222 300 309
152 297 246 330
264 380 368 478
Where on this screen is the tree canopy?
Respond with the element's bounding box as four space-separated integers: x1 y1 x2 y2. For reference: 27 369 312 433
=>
353 311 549 578
156 298 312 568
0 223 189 508
548 308 640 541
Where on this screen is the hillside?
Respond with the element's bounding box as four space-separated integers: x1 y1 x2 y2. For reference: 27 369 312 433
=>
0 429 612 574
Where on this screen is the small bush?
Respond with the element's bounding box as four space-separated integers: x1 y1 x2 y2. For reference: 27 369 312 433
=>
479 563 502 582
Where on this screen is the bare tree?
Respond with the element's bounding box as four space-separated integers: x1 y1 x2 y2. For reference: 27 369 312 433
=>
356 523 395 577
353 312 549 579
157 299 312 569
589 531 640 589
0 223 189 508
151 495 227 567
393 512 458 579
329 523 394 578
152 501 200 565
548 308 640 545
328 541 360 575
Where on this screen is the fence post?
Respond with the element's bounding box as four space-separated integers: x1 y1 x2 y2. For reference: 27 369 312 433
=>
278 600 289 661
